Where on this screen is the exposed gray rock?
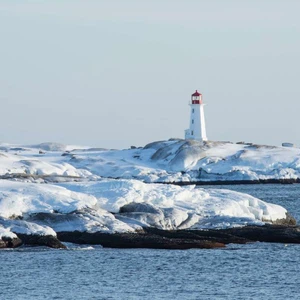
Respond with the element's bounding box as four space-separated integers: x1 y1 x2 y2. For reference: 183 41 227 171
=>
57 224 300 249
268 212 297 226
119 202 162 214
16 234 66 249
57 230 225 249
0 236 22 248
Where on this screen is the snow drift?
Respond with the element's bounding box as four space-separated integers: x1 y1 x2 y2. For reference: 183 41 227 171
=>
0 179 287 239
1 139 300 183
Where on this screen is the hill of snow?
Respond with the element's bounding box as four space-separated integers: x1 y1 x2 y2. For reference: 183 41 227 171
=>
1 139 300 183
66 139 300 183
0 139 296 241
0 179 287 239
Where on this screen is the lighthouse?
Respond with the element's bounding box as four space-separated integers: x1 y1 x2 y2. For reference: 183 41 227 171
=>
184 90 208 141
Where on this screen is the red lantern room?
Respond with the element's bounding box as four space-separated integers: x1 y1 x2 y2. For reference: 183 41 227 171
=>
191 90 202 104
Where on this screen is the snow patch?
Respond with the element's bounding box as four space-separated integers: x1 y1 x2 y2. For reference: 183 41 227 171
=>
60 179 287 230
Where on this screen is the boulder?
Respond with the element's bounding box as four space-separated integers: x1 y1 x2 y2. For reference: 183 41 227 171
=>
16 234 66 249
0 236 22 248
269 212 297 226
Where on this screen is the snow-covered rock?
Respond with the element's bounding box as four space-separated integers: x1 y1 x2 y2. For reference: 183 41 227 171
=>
64 139 300 182
0 140 298 249
60 179 287 230
1 139 300 183
0 149 92 179
0 180 136 235
0 225 17 239
0 218 56 236
0 140 296 235
0 180 98 218
0 179 288 236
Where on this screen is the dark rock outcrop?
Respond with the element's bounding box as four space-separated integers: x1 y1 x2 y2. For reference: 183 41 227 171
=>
145 225 300 245
16 234 66 249
222 225 300 244
166 178 300 185
270 212 297 226
143 227 251 245
0 236 22 248
57 231 225 249
57 224 300 249
3 225 300 250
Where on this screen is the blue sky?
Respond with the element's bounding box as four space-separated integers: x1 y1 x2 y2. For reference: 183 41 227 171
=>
1 1 299 148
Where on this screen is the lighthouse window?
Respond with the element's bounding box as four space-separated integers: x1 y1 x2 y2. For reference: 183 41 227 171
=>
192 119 194 124
192 109 194 113
191 131 194 135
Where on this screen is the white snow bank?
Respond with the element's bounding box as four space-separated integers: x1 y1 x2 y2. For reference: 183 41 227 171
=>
0 178 288 234
60 179 287 229
0 218 56 236
0 180 135 234
0 150 92 178
65 139 300 182
27 209 136 234
0 180 97 218
0 226 17 239
1 139 300 183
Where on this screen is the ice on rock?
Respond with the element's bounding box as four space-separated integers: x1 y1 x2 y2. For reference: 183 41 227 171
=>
0 218 57 236
0 180 136 235
26 209 135 234
60 179 287 230
0 178 288 234
0 225 18 239
58 139 300 182
0 180 98 218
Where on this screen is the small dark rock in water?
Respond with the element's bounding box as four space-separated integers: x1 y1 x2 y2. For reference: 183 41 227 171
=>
0 237 22 248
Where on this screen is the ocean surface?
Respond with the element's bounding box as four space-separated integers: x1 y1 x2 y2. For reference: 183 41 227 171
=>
1 184 300 300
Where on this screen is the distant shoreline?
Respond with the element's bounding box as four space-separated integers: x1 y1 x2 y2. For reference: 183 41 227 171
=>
162 178 300 186
1 173 300 186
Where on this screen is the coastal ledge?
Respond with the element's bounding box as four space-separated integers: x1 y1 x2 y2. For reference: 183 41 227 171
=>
2 224 300 250
17 234 67 249
2 174 300 186
56 224 300 250
0 236 22 249
57 230 226 250
161 178 300 186
0 234 66 249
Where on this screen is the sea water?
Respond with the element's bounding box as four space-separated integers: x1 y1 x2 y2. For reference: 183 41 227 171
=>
1 184 300 300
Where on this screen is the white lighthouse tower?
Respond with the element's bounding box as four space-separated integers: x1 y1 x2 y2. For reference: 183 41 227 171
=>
185 90 208 141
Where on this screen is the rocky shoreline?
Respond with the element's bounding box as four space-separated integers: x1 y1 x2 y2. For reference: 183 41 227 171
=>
164 178 300 186
2 223 300 250
1 173 300 186
56 224 300 249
